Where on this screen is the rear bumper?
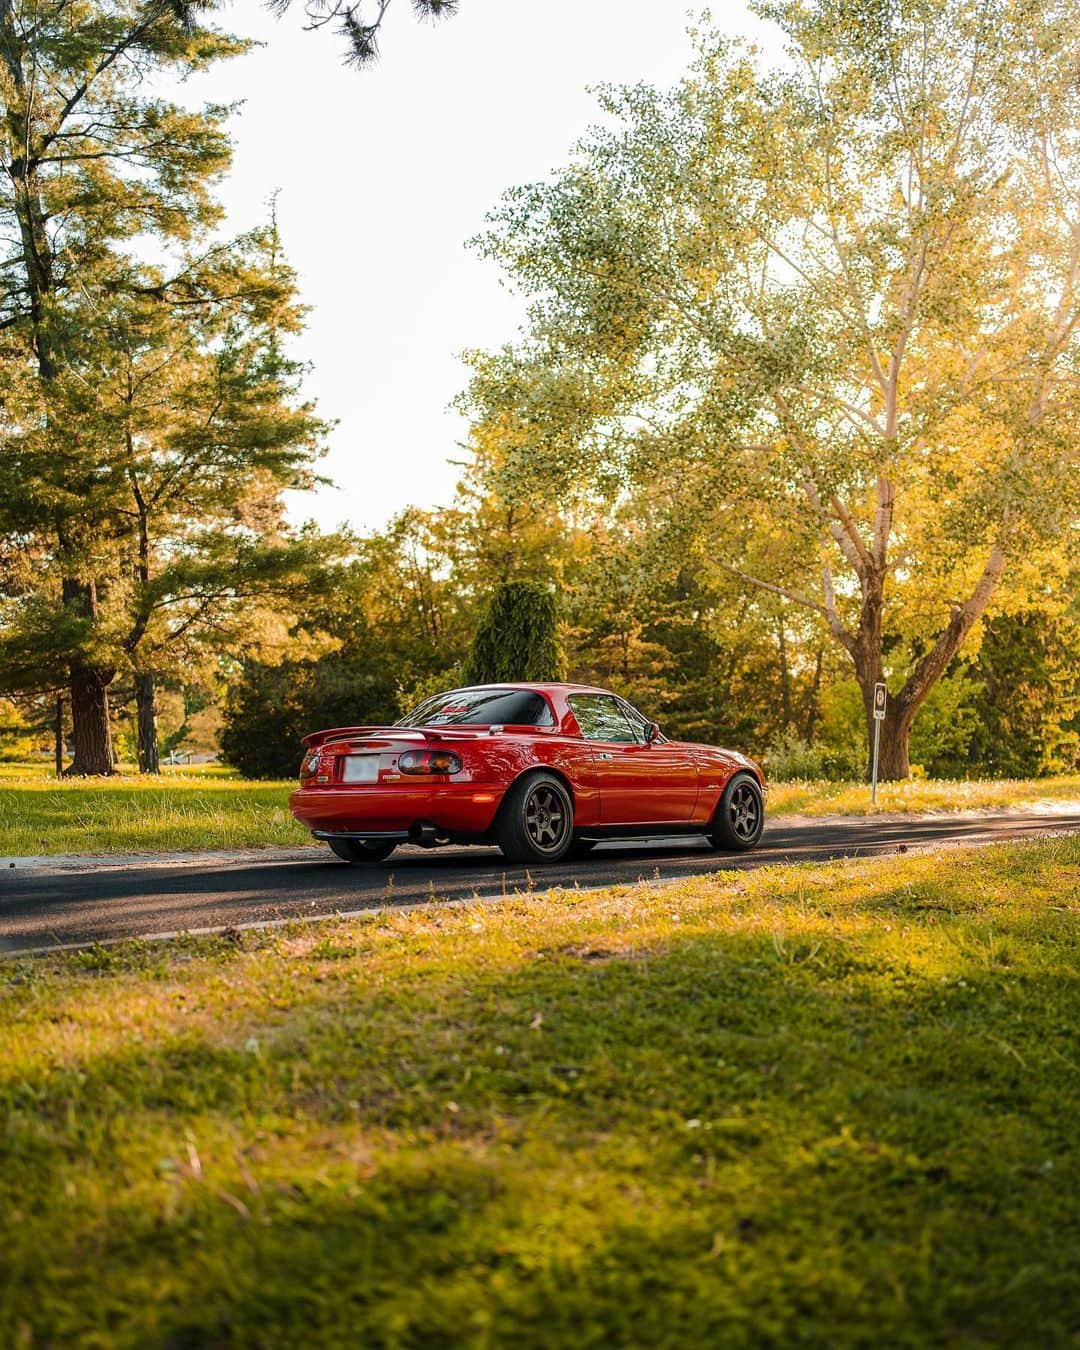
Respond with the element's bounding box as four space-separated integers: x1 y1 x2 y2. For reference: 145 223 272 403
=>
288 784 502 837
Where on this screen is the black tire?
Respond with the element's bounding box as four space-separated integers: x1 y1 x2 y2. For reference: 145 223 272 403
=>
495 772 574 864
326 838 397 864
707 773 765 851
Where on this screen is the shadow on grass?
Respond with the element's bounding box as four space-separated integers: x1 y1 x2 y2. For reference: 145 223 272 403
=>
3 885 1080 1346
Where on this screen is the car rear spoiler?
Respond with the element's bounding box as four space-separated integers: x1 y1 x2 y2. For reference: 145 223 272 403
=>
301 724 527 749
301 726 406 749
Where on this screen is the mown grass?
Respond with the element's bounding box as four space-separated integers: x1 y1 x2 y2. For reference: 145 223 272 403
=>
2 837 1079 1345
0 762 310 856
1 761 1078 857
768 773 1080 817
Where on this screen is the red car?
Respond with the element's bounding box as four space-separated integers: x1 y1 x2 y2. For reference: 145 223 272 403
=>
289 682 766 865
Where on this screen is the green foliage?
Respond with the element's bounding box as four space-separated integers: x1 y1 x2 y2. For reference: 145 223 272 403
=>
463 0 1080 776
463 581 564 685
908 670 984 778
3 839 1080 1343
0 700 39 762
764 730 863 782
965 610 1080 777
0 0 330 773
220 647 401 779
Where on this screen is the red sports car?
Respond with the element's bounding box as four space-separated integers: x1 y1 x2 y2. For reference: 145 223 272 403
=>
289 682 766 865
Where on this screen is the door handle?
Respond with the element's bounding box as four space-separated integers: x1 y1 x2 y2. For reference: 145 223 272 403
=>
598 752 613 760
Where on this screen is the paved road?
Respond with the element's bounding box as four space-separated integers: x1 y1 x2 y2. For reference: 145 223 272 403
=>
2 809 1078 955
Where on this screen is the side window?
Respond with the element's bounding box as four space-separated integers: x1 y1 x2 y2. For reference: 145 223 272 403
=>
617 699 652 743
568 694 641 744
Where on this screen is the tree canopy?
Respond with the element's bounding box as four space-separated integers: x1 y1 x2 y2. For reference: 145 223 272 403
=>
464 0 1080 777
0 0 328 772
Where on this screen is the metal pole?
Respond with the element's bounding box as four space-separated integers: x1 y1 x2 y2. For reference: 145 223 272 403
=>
871 715 881 805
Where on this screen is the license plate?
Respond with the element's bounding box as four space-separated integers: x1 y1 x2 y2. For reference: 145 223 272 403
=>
341 755 379 784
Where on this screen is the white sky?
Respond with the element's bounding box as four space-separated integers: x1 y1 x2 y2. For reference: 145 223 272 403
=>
180 0 779 534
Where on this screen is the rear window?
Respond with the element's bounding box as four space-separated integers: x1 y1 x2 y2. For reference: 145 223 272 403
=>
397 688 554 728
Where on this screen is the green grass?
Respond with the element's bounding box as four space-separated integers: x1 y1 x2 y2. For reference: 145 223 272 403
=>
768 773 1080 817
1 761 1078 857
0 762 311 855
2 838 1079 1345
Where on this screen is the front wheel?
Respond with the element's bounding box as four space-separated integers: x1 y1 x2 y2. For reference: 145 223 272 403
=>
327 838 397 864
495 773 574 864
707 773 765 851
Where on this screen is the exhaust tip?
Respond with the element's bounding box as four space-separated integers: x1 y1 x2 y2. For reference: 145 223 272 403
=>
409 822 448 848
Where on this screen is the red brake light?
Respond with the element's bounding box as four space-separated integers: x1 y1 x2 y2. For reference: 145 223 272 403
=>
398 749 462 775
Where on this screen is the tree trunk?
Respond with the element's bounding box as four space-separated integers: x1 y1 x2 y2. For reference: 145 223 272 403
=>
54 693 64 777
861 543 1008 781
136 672 160 774
777 621 792 729
803 646 824 742
66 663 115 775
870 702 915 781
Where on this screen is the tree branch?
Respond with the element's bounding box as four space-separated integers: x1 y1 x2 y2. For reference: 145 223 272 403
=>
896 542 1007 716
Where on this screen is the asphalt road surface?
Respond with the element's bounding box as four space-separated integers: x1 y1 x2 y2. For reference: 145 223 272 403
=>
2 809 1078 955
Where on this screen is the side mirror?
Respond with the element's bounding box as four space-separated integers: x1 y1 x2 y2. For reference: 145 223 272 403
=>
645 721 661 744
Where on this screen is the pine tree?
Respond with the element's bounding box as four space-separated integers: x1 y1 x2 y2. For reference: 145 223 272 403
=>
105 226 329 772
463 581 563 685
273 0 458 68
0 0 325 773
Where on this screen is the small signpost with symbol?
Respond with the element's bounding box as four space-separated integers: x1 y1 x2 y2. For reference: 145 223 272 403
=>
871 682 887 804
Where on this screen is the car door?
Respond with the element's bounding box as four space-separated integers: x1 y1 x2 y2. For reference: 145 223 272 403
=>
567 693 699 825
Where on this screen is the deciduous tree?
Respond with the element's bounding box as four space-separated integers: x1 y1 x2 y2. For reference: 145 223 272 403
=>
466 0 1080 778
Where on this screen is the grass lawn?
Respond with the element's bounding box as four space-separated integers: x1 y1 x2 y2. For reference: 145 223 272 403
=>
0 762 311 856
767 773 1080 816
1 760 1079 857
2 837 1079 1345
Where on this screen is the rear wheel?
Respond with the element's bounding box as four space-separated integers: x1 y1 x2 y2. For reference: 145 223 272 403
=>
707 773 765 851
326 838 397 864
496 773 574 864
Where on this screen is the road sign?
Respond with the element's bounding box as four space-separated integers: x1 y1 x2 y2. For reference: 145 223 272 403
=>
871 683 887 804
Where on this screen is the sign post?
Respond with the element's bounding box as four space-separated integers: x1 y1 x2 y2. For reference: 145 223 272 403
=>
871 682 887 804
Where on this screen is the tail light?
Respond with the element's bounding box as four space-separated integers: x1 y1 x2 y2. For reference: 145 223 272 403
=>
300 749 323 780
398 749 462 775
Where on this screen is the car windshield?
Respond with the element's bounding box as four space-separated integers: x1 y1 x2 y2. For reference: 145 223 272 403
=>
396 688 554 728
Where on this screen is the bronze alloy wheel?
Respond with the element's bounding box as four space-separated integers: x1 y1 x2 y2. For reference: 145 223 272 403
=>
523 782 571 853
728 779 761 842
496 772 575 864
708 772 765 852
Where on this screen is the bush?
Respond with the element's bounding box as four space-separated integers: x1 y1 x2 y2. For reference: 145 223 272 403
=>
764 730 864 782
220 649 399 779
463 581 564 685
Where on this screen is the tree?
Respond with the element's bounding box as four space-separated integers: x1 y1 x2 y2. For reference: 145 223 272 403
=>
965 606 1080 776
463 581 563 685
0 0 333 776
466 0 1080 778
274 0 458 67
95 225 329 772
0 0 248 772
